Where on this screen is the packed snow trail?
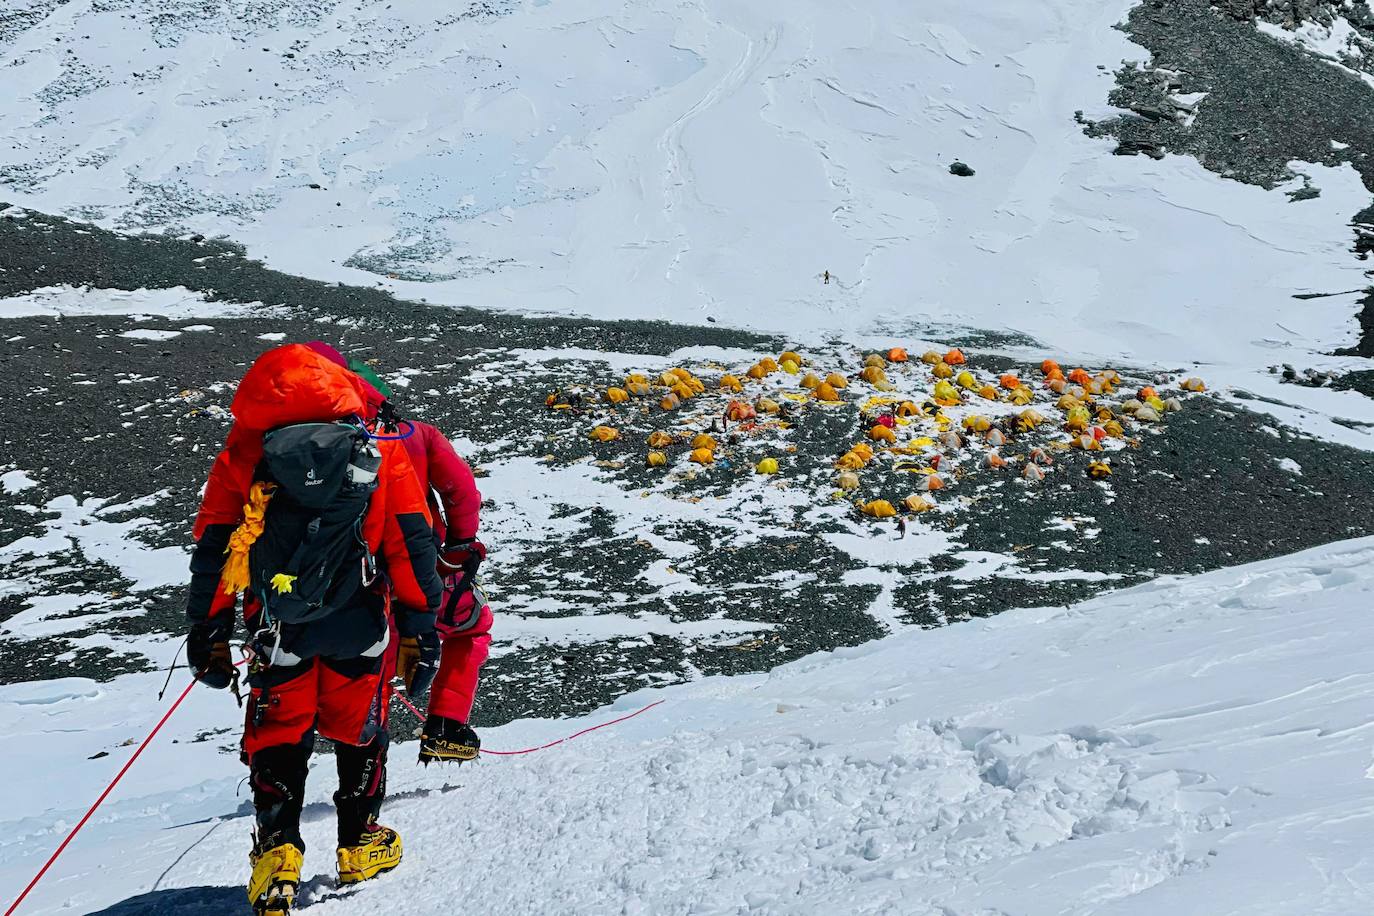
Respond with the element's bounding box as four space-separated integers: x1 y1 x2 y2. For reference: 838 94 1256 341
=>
2 678 199 916
5 537 1374 914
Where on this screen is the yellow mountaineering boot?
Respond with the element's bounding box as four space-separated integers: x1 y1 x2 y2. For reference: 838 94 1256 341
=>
418 714 481 765
247 842 303 915
337 824 403 885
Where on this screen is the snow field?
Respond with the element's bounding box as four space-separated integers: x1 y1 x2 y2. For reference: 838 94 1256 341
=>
5 537 1374 914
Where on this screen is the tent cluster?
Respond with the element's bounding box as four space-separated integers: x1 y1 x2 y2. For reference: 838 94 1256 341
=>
553 361 805 476
819 350 1205 520
549 346 1206 524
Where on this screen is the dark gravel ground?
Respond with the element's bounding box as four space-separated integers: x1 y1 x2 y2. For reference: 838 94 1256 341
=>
0 205 773 356
3 206 1374 731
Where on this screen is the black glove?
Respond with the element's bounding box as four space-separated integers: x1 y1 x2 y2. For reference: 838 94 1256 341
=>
419 713 480 765
187 621 235 689
438 538 486 580
397 630 440 697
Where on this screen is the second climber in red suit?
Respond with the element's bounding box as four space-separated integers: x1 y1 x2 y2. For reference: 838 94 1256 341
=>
393 419 493 764
286 342 490 763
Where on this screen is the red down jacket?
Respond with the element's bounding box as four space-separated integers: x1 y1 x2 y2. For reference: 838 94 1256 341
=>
186 345 442 651
401 421 491 723
402 420 481 544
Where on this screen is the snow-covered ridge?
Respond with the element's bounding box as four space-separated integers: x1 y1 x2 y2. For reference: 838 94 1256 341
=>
5 536 1374 913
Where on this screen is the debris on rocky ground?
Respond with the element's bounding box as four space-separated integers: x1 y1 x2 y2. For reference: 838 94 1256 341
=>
4 309 1374 723
544 344 1209 532
1275 363 1336 387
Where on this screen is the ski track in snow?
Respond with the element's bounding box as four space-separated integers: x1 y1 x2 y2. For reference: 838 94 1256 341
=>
4 538 1374 914
3 0 1374 445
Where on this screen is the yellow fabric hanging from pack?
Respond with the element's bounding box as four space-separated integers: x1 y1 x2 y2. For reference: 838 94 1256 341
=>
220 481 278 596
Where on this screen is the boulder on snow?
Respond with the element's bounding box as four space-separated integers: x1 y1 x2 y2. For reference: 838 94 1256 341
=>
1114 139 1165 160
949 161 975 177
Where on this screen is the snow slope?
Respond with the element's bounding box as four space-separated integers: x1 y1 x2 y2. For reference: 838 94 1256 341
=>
2 1 1370 379
5 537 1374 915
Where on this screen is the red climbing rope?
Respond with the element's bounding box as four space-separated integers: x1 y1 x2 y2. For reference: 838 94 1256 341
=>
6 675 666 916
5 678 198 916
391 690 665 756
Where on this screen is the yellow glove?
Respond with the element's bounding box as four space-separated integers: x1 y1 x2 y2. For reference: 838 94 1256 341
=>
397 632 439 696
